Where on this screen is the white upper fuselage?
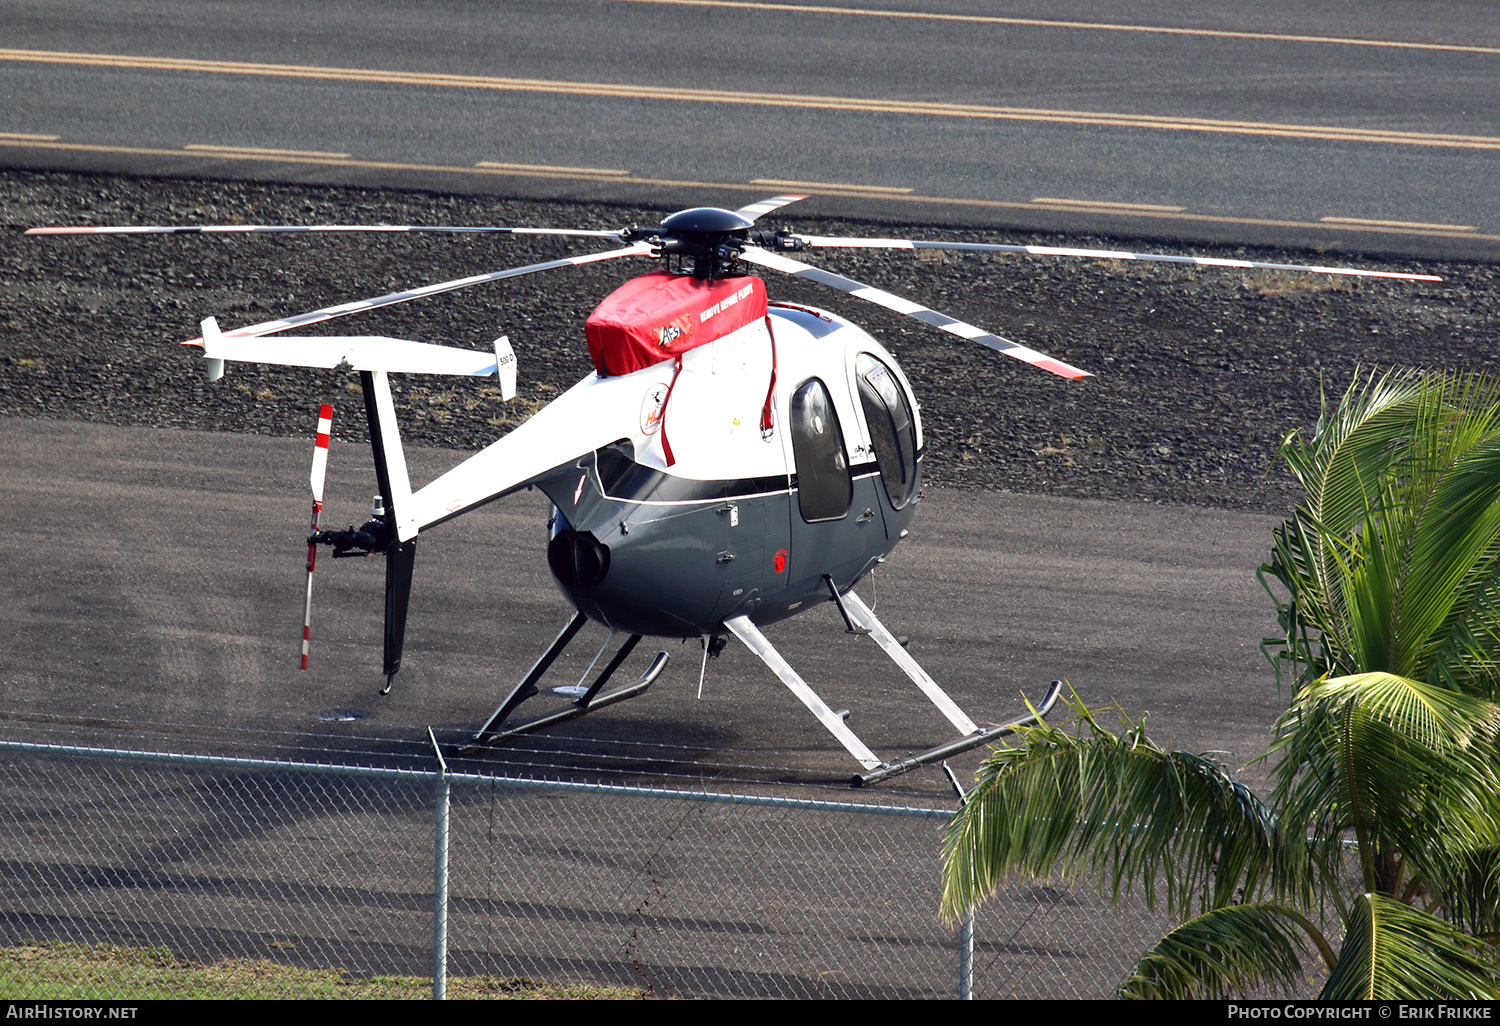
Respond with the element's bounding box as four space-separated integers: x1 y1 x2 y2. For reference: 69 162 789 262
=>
408 302 923 532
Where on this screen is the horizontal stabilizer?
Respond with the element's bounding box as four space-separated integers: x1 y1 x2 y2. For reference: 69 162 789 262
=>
198 318 500 377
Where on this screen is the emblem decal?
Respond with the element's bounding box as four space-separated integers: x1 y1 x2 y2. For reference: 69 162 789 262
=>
773 549 788 574
657 314 692 349
573 472 586 505
640 382 670 434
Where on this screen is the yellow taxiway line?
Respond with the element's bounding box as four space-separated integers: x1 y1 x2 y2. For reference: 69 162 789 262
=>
603 0 1500 57
6 48 1500 152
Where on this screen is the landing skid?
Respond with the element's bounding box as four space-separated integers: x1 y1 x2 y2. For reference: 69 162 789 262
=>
852 681 1061 787
460 612 670 753
725 589 1063 787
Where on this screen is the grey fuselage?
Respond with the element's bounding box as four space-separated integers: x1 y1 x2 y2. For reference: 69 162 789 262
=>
537 304 924 638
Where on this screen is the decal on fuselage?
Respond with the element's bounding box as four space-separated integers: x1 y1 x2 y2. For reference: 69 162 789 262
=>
640 382 670 434
657 316 691 348
698 281 757 324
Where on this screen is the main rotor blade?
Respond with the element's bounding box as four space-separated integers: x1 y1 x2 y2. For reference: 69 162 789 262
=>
732 195 809 223
185 242 655 343
29 223 627 240
739 246 1092 380
786 235 1442 282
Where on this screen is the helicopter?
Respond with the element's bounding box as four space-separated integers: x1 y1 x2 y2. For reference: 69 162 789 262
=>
29 195 1440 784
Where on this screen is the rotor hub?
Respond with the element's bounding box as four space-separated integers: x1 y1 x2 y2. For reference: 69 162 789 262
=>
650 207 756 279
659 206 754 236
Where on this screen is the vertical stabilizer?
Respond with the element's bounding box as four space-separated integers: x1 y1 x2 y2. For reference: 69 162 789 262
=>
361 369 418 692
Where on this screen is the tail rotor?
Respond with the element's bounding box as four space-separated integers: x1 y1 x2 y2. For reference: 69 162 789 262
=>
301 403 333 670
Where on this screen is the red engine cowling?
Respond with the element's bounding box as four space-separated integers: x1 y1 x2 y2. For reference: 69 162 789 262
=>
585 271 767 376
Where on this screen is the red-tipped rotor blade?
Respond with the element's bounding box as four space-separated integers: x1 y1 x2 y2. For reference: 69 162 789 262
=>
182 242 654 344
302 403 333 670
739 246 1092 379
786 234 1442 282
27 223 626 240
732 194 808 223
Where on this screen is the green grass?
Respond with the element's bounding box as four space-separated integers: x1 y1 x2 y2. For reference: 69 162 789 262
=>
0 942 648 1000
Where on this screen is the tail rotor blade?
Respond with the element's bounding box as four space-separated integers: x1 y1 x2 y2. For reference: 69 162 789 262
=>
302 403 334 670
310 402 333 502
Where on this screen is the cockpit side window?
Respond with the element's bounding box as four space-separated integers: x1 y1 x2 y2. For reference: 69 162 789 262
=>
789 378 852 522
856 353 919 509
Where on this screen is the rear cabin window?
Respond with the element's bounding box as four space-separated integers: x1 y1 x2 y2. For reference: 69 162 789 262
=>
856 353 918 509
790 378 852 522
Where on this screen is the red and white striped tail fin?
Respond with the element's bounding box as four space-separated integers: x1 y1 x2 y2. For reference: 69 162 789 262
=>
301 403 334 670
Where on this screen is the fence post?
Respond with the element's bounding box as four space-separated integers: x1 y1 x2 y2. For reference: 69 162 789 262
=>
430 729 449 1000
943 763 974 999
959 909 974 999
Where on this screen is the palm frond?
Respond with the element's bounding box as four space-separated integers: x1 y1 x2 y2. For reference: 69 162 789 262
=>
1407 435 1500 697
1438 844 1500 940
941 698 1300 922
945 368 1500 999
1319 893 1497 1000
1270 672 1500 895
1265 369 1500 695
1424 558 1500 699
1119 902 1328 1000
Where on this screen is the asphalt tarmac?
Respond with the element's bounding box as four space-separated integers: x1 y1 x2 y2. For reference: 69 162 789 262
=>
7 1 1499 260
0 415 1286 802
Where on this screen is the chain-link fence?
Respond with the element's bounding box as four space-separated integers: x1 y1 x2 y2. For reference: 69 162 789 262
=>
0 740 1187 999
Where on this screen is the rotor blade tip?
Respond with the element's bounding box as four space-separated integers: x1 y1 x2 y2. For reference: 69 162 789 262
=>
1034 359 1093 380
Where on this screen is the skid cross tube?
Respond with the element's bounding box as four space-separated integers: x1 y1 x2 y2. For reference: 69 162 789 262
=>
841 589 978 735
729 601 1066 786
469 651 670 747
471 611 588 742
465 613 669 752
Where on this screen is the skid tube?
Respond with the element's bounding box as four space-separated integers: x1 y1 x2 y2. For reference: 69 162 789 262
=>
853 679 1063 787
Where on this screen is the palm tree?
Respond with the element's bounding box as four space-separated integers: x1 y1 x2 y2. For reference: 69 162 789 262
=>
942 369 1500 999
1264 369 1500 700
